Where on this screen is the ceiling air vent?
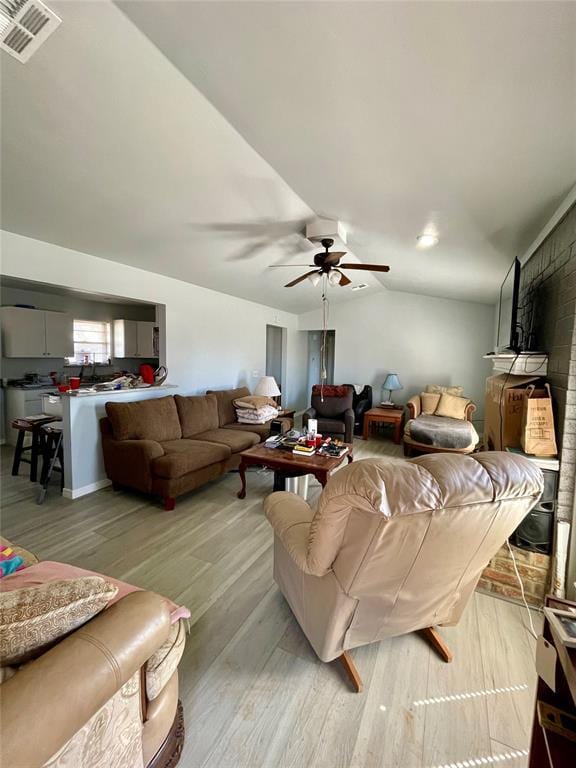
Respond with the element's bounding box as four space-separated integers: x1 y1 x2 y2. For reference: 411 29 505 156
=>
0 0 61 63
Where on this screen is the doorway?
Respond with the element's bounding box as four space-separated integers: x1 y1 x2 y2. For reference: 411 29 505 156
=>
306 330 335 395
265 324 286 399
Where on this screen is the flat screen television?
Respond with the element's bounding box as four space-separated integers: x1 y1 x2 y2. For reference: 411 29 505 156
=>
495 258 521 352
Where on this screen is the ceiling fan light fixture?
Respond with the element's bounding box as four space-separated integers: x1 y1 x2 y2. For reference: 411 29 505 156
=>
416 233 439 249
308 272 321 287
328 270 342 286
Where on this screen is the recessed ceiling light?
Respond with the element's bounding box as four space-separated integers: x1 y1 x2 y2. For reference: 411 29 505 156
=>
416 233 439 248
351 283 368 291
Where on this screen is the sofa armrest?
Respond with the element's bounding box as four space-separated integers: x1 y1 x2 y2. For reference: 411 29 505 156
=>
343 408 355 443
407 395 421 419
0 592 171 768
465 402 477 421
264 491 318 574
102 438 164 493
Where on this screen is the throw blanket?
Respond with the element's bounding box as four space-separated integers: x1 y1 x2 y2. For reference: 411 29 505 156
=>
233 395 277 410
312 385 350 398
237 405 279 424
407 414 478 450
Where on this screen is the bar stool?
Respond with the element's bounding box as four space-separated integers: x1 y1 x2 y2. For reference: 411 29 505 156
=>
11 416 59 482
37 421 64 505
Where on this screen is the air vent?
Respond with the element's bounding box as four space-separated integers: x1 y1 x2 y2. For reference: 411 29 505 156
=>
0 0 60 63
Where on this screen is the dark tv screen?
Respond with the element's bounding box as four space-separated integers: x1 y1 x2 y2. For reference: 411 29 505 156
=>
496 259 520 352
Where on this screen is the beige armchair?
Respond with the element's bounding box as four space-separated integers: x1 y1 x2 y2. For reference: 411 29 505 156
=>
404 392 478 456
264 452 543 691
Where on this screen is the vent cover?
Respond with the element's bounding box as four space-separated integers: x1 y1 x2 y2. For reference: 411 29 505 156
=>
0 0 60 63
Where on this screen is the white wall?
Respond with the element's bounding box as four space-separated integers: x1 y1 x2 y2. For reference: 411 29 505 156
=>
1 231 309 410
299 289 495 419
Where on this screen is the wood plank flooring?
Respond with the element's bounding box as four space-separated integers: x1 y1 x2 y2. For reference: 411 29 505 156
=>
0 438 542 768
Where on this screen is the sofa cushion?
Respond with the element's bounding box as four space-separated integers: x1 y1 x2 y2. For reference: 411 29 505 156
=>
425 384 464 397
206 387 251 426
106 396 182 442
0 575 118 665
435 393 470 420
404 415 478 451
420 392 441 415
174 394 219 437
317 418 346 434
193 428 259 453
146 620 186 700
154 440 231 479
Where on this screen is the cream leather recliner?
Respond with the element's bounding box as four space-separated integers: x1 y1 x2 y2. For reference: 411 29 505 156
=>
264 452 543 691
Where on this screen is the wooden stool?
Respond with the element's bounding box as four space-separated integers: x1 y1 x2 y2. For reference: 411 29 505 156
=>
11 416 60 482
37 422 64 505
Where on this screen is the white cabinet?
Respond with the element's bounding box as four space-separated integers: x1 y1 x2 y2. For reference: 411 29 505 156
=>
114 320 158 358
1 307 73 358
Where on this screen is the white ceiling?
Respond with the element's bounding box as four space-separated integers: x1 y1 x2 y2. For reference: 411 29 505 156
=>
2 1 575 313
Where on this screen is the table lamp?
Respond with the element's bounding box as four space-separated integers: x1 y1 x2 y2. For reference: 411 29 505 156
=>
381 373 402 405
254 375 281 405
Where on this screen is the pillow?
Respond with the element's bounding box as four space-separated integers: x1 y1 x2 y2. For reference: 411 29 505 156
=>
0 546 24 578
0 576 118 665
426 384 464 397
1 561 191 625
420 392 441 415
233 395 277 410
434 393 470 420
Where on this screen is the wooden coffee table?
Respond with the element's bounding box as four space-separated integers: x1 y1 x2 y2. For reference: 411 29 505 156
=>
363 406 404 444
237 442 354 499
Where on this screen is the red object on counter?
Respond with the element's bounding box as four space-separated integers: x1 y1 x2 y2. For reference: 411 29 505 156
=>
315 434 323 447
69 377 80 390
57 384 69 393
140 364 155 384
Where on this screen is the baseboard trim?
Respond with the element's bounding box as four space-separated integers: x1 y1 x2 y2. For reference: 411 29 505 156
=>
62 478 111 499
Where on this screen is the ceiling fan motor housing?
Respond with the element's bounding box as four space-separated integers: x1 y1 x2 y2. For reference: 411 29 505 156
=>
305 218 347 245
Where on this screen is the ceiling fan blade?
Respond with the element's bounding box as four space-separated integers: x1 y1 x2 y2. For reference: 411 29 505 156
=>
322 251 347 265
335 270 352 286
227 238 271 261
339 263 390 273
285 270 320 288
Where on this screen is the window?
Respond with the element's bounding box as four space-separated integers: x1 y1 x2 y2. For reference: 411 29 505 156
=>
67 320 111 364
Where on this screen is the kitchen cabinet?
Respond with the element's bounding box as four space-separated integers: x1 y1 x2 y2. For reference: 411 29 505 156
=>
1 307 73 358
113 320 158 358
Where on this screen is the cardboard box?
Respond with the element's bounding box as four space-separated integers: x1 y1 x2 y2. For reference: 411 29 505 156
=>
484 374 542 451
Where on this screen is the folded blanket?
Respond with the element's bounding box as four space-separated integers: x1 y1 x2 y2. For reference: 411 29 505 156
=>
237 404 279 424
234 395 277 410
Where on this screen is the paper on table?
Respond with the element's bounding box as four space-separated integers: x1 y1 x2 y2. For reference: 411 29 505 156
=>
536 635 557 693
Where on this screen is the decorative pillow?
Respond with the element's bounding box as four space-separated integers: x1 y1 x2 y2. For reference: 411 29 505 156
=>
233 395 277 410
420 392 441 415
312 385 350 398
0 576 118 665
434 393 470 420
426 384 464 397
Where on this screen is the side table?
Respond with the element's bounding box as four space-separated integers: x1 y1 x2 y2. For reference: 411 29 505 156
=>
363 407 404 444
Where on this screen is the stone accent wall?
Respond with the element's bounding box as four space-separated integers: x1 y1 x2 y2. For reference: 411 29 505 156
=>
478 543 551 607
517 203 576 523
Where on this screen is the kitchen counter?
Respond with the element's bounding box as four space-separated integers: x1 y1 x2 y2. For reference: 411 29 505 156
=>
60 384 176 398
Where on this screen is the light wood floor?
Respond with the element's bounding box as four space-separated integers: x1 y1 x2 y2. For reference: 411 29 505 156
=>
1 438 541 768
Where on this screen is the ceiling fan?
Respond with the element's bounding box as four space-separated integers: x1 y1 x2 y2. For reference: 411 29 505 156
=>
270 238 390 288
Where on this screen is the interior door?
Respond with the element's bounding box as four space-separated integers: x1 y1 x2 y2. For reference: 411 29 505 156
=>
44 311 73 358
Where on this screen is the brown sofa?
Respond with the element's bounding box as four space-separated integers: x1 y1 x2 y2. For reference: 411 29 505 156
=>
101 391 290 510
0 540 187 768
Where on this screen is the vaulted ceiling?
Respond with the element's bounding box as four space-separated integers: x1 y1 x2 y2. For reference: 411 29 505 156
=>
1 0 575 312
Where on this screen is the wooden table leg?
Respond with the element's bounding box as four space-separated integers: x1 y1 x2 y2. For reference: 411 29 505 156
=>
362 416 370 440
237 459 248 499
11 430 25 476
394 418 402 445
314 470 329 487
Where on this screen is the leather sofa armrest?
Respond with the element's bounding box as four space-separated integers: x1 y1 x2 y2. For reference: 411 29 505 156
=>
407 395 421 419
0 592 171 768
264 491 318 574
102 438 164 493
465 402 477 421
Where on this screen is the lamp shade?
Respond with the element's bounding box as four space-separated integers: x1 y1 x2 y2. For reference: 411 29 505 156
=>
254 376 281 397
383 373 402 391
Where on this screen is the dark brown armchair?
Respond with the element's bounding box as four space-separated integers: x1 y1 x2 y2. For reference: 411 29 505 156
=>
302 385 354 443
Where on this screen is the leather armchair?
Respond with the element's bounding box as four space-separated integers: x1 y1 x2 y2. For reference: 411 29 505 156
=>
343 384 373 435
1 592 186 768
302 385 354 443
264 452 543 691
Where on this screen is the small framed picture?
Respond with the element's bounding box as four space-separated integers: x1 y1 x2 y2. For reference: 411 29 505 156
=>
544 607 576 649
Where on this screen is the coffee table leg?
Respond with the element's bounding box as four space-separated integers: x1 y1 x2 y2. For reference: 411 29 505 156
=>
314 471 329 487
347 453 353 464
237 460 247 499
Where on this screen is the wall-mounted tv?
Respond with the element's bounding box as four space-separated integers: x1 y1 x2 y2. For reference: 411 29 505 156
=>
495 258 521 353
